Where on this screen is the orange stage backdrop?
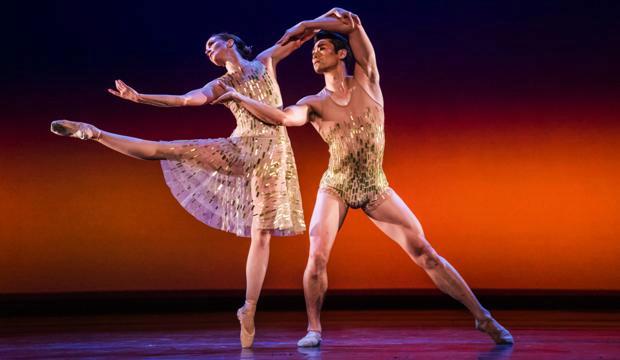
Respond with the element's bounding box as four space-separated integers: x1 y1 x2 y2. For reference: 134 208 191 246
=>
2 98 619 293
2 1 619 294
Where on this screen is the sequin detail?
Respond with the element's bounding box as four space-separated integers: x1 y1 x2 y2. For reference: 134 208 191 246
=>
317 79 389 209
161 61 305 237
319 186 393 212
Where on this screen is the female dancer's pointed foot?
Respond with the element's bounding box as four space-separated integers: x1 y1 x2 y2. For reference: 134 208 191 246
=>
50 120 101 140
475 317 514 345
237 302 256 348
297 331 322 347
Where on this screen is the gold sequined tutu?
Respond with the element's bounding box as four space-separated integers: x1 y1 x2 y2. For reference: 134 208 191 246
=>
160 61 305 237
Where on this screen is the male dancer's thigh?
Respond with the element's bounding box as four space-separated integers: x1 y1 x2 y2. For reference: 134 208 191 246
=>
308 189 349 258
363 190 428 250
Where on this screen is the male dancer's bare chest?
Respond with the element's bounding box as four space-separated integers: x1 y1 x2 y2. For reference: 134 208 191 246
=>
313 92 384 146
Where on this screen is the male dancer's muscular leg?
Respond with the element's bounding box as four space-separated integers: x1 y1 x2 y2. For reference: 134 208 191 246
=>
304 191 348 332
364 191 490 320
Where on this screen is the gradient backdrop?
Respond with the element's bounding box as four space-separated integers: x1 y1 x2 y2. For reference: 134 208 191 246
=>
2 1 619 294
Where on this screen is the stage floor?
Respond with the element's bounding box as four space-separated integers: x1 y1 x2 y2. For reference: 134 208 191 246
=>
2 310 620 359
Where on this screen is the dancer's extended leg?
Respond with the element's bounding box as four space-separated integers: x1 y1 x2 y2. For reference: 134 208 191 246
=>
51 120 183 160
364 190 513 344
298 190 348 347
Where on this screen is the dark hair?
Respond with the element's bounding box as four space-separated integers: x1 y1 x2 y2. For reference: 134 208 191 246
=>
211 33 253 60
314 30 353 68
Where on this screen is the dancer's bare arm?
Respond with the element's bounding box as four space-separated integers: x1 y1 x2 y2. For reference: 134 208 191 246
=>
107 79 223 107
279 8 379 84
277 9 356 46
265 5 366 60
332 9 379 84
256 31 316 70
213 84 313 127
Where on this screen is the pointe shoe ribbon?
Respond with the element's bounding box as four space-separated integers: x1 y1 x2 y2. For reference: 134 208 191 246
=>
475 317 514 344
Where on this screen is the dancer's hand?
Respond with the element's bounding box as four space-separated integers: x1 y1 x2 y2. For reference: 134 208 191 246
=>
277 9 357 46
325 7 359 27
107 80 140 102
277 22 317 46
211 81 240 105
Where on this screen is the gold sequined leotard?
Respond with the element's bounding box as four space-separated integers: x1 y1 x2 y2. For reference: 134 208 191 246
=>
160 60 305 237
316 77 391 210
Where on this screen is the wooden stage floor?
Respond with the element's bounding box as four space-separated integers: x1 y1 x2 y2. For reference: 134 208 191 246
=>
2 310 619 359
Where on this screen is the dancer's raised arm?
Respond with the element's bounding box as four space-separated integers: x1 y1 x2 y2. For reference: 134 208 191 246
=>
330 8 379 83
279 8 379 84
256 30 316 70
277 9 355 46
107 79 223 107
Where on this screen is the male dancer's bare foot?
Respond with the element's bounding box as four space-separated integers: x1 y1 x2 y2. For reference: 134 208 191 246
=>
475 316 514 344
237 301 256 348
297 330 322 347
51 120 101 140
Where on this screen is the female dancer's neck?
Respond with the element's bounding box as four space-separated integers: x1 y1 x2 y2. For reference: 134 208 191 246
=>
225 53 251 74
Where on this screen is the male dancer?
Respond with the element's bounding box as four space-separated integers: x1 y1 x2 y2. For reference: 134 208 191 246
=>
214 8 514 347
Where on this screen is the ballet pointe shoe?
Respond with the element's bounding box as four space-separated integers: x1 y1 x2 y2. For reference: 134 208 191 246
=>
475 317 514 345
51 120 101 140
237 301 256 348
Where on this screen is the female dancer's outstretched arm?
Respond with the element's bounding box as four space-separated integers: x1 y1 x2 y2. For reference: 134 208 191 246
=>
52 80 225 159
108 79 221 107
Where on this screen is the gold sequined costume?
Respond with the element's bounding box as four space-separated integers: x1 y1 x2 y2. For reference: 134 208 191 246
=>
160 61 305 237
316 78 391 211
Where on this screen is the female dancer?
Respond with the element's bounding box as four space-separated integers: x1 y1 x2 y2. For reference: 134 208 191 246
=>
50 32 313 348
